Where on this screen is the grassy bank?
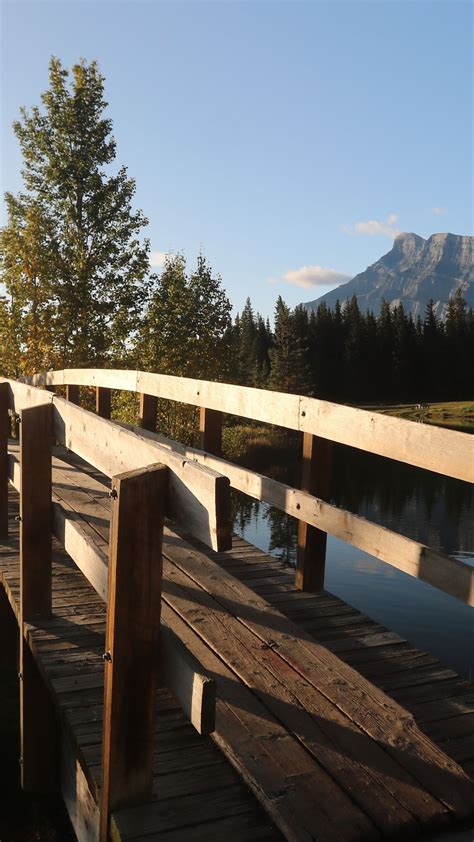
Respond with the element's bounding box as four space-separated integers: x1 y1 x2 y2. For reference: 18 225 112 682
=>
365 400 474 431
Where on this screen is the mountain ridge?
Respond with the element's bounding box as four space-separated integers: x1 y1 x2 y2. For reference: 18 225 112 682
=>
302 232 474 318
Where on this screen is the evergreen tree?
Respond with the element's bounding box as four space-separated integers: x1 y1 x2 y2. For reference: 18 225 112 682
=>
269 297 312 395
136 254 232 440
1 57 150 373
253 315 272 387
445 289 469 397
422 299 444 398
237 297 258 384
376 300 395 398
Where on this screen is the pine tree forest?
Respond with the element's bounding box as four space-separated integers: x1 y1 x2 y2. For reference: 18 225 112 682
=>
229 291 474 403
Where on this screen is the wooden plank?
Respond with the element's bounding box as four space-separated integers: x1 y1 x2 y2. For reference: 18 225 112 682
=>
111 786 277 841
165 560 450 831
160 623 215 735
25 369 474 482
163 528 474 820
7 379 473 600
199 407 222 457
20 638 59 791
96 386 111 419
52 397 231 551
52 501 109 602
296 433 331 592
11 459 217 736
0 382 8 536
8 402 232 553
100 463 167 841
106 424 474 605
20 403 53 621
139 393 158 432
133 608 377 842
61 727 100 842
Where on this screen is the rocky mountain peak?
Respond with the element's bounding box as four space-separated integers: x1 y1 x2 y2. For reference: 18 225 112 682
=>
302 232 473 318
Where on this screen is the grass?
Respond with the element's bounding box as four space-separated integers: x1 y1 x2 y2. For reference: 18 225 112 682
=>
364 400 474 430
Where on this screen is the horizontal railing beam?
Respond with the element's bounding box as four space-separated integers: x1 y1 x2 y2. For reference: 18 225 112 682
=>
3 379 232 552
24 369 474 483
117 424 474 607
7 449 216 736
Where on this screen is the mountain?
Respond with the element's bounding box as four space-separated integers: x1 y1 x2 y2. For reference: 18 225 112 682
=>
302 233 474 318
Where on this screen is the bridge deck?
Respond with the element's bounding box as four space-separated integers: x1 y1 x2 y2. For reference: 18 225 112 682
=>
1 445 474 841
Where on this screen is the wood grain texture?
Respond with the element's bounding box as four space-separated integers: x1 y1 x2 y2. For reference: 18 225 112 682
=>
296 433 331 592
20 637 59 791
108 424 474 605
25 368 473 482
199 407 223 457
20 403 53 621
162 527 474 821
100 464 167 841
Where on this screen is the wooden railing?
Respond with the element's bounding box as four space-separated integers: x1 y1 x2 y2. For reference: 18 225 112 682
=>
1 368 473 837
0 377 221 840
24 368 474 606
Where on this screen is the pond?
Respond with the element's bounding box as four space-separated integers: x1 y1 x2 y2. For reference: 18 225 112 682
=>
232 440 474 680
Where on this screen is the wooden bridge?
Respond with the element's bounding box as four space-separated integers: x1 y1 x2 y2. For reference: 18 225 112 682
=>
0 368 473 841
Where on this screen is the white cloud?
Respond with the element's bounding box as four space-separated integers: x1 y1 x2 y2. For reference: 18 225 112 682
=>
344 213 400 238
432 206 445 215
274 265 351 289
149 250 172 268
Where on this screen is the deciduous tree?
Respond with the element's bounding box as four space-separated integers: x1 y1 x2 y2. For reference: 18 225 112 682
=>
1 56 150 374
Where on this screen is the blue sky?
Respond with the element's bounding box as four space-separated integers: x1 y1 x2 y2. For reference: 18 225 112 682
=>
1 0 472 318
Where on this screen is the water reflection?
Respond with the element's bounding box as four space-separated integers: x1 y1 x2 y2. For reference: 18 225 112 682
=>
231 443 474 679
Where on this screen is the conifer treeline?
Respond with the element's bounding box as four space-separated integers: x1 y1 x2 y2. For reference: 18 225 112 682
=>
227 290 474 402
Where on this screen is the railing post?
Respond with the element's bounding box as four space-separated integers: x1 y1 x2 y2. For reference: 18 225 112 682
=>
100 463 168 842
66 384 80 405
295 433 332 592
0 383 9 537
19 402 57 791
96 386 111 419
139 393 158 432
199 407 223 457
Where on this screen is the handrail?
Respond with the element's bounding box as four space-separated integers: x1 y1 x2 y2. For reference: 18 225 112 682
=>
16 368 474 607
116 421 474 606
29 368 474 484
0 377 231 552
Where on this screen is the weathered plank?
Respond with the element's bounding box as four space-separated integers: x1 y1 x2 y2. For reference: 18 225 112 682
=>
61 729 100 842
163 528 474 819
20 638 59 791
199 407 223 456
20 403 53 621
100 464 167 841
26 369 474 482
5 381 232 551
53 398 231 551
160 624 215 736
296 433 331 592
107 424 474 605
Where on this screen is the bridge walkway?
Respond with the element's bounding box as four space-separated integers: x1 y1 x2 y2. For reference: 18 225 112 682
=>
1 443 473 840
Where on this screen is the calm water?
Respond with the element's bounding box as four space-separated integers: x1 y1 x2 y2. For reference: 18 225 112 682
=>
232 442 474 679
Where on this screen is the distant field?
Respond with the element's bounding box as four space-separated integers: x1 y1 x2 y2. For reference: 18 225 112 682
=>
366 400 474 431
